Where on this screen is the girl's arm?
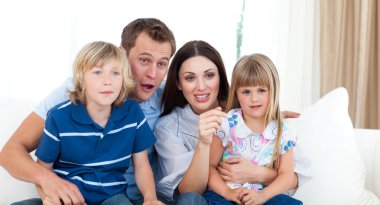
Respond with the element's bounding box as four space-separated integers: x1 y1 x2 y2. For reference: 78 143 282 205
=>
258 149 295 202
208 137 242 203
132 150 163 204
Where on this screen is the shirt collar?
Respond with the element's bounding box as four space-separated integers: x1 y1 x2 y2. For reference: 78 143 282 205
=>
139 87 162 112
71 101 125 126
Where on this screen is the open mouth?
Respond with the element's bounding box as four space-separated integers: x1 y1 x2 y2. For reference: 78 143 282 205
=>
141 84 154 91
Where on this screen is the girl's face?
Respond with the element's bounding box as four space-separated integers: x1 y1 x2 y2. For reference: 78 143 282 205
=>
237 85 269 124
84 58 123 110
178 56 220 115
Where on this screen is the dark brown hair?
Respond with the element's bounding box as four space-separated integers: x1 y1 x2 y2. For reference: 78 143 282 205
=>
160 40 229 117
121 18 176 57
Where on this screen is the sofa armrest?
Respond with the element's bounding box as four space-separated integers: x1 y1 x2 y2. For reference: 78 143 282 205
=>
355 128 380 199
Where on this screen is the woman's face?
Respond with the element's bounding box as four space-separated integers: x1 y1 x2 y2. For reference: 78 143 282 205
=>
178 56 220 115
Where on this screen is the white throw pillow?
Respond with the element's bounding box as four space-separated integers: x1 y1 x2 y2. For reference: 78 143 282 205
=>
288 87 379 205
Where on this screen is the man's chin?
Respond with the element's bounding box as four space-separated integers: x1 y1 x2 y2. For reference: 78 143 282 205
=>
132 92 154 102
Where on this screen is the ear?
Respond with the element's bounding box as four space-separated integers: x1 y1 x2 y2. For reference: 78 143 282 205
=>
177 82 182 90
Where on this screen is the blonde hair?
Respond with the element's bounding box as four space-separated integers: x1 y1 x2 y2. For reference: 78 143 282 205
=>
68 41 134 106
226 53 283 169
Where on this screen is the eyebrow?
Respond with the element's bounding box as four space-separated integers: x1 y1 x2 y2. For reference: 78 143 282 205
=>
140 52 170 61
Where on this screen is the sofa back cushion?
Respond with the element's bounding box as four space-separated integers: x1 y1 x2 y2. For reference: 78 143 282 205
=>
288 87 380 205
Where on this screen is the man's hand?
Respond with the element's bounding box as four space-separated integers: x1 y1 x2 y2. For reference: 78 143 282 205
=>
281 111 300 118
38 171 85 205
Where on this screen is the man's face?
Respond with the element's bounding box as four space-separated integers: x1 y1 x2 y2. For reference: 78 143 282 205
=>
127 32 172 102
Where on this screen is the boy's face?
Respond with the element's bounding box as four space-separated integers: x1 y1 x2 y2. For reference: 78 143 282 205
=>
84 58 123 109
127 32 172 102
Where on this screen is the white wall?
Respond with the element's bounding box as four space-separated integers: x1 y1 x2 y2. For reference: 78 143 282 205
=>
0 0 319 112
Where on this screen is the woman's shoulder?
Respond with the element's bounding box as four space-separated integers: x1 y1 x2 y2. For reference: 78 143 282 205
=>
155 108 179 130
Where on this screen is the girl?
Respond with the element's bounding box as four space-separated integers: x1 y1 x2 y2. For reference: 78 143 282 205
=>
205 54 303 205
35 41 162 205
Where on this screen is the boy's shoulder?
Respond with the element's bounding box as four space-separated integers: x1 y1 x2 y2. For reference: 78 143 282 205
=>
47 100 73 116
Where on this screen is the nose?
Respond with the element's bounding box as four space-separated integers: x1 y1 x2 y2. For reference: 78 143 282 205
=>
103 74 111 86
146 65 157 79
251 92 258 102
196 78 206 90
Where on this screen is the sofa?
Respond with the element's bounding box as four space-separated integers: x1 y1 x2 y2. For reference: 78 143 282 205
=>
1 88 380 205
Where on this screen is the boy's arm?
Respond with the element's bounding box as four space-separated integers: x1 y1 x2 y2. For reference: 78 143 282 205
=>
132 150 163 204
259 149 295 202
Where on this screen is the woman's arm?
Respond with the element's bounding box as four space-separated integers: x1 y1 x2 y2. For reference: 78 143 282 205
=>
178 108 225 195
218 157 278 185
154 107 225 200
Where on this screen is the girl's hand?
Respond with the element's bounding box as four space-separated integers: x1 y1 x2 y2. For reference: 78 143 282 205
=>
239 189 267 205
224 187 245 204
142 200 165 205
198 107 226 145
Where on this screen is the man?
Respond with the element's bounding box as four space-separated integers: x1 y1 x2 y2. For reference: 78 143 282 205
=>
0 18 182 205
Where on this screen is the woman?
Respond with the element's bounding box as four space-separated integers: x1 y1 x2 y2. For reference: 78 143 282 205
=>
154 40 227 204
154 41 309 204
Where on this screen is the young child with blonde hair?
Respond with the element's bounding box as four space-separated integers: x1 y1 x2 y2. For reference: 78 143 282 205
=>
35 41 162 205
204 54 303 205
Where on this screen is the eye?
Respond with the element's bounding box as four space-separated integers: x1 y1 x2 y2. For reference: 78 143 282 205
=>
93 70 102 75
242 90 250 95
112 71 120 76
140 58 151 65
205 72 215 79
258 88 267 93
157 61 168 70
184 75 195 82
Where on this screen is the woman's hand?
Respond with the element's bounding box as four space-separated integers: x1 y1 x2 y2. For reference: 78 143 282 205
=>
218 157 257 184
198 107 226 145
218 157 277 185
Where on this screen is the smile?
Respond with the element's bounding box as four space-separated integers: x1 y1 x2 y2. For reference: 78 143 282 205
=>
195 94 209 99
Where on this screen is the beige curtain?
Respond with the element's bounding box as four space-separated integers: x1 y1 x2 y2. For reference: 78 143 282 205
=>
320 0 379 129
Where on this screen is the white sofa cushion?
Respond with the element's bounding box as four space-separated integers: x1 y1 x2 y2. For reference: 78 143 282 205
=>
289 87 380 205
355 129 380 198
